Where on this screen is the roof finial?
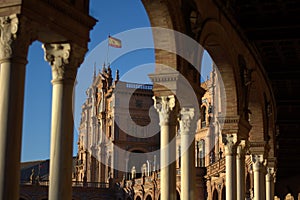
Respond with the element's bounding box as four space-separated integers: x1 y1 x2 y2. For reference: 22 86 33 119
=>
102 62 107 73
116 69 119 81
93 62 97 80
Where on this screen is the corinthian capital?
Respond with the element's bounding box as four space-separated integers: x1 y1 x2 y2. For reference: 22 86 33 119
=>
0 15 18 59
179 107 195 135
0 14 33 61
251 154 265 171
43 43 86 82
237 140 248 159
223 134 238 155
153 95 176 126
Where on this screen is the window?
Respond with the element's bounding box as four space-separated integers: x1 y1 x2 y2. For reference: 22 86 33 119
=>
201 106 207 128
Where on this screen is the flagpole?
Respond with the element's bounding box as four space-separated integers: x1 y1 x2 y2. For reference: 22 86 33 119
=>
106 35 110 66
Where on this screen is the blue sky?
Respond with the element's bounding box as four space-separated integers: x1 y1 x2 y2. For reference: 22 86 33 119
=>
21 0 212 162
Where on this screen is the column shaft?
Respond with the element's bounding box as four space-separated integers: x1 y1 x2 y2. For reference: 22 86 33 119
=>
224 134 238 200
180 108 196 200
49 81 75 200
252 155 265 200
153 96 176 200
253 164 260 200
0 60 27 200
181 134 195 200
237 143 246 200
0 14 30 200
266 170 274 200
226 152 237 200
160 121 176 200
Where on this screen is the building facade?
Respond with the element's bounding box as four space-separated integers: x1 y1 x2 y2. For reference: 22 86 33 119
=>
75 66 160 184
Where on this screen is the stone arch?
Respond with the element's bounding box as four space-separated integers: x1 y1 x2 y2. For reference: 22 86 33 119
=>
141 0 179 72
127 148 149 178
145 194 152 200
212 189 219 200
221 186 226 200
247 71 267 142
199 19 240 118
135 196 142 200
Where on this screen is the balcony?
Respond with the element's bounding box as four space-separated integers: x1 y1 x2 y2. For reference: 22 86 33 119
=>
20 180 109 188
206 158 225 177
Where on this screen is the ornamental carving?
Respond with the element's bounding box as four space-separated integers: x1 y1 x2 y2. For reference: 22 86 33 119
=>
251 154 265 170
0 15 36 61
153 95 176 126
0 14 19 60
43 43 71 80
266 167 276 182
223 134 238 155
178 107 195 134
237 140 248 159
43 43 86 81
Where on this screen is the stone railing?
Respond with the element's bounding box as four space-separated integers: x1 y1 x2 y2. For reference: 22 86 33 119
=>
206 158 225 177
126 83 153 90
20 180 109 188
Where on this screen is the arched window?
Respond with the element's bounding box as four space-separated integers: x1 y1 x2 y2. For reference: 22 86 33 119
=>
213 189 218 200
146 195 152 200
135 196 142 200
201 106 207 128
221 187 226 200
196 140 205 167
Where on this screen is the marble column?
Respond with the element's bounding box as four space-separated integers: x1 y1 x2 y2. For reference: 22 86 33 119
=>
224 134 238 200
179 108 196 200
0 14 32 200
43 43 86 200
251 154 266 200
153 95 177 200
266 167 275 200
237 141 247 200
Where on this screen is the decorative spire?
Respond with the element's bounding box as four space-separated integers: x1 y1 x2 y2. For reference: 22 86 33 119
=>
93 62 96 81
107 64 112 75
102 62 107 73
115 69 119 81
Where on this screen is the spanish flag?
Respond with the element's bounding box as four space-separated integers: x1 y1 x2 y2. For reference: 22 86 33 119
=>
108 36 122 48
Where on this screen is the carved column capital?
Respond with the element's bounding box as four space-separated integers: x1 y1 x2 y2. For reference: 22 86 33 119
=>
251 154 266 172
237 140 248 159
266 167 276 183
43 43 87 83
178 107 196 135
0 14 35 62
266 157 277 182
223 134 238 156
0 14 18 60
153 95 176 126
